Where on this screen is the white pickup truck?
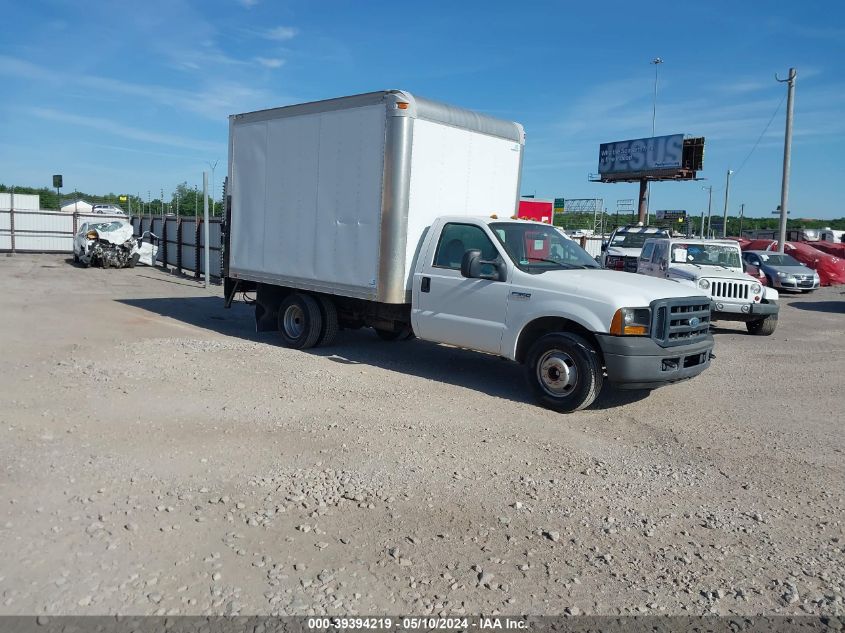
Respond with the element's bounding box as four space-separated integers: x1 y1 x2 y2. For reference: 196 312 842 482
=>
223 90 715 412
637 237 779 335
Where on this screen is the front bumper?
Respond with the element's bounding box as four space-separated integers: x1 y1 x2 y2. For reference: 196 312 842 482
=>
776 277 819 290
712 300 778 321
596 334 714 390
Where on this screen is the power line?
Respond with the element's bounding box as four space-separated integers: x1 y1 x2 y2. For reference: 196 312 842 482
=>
733 93 787 177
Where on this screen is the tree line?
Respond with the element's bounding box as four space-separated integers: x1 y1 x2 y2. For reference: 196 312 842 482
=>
0 183 222 216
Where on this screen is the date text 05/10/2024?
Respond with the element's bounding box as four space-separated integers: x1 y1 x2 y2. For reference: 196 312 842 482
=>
306 617 530 630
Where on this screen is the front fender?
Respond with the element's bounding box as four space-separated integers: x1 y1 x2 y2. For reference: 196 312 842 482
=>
502 300 608 361
762 286 779 302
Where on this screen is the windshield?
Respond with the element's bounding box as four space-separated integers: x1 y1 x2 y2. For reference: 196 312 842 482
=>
671 243 742 268
89 221 126 232
757 253 802 267
610 231 667 248
490 222 599 272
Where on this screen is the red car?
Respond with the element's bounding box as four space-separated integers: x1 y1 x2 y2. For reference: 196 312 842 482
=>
744 261 768 286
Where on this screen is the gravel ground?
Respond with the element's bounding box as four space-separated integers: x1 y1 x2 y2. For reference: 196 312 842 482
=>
0 254 842 617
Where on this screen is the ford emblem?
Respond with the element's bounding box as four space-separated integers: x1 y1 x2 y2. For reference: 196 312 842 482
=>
688 316 700 327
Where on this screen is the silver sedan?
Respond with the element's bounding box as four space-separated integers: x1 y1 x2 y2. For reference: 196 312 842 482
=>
742 250 820 292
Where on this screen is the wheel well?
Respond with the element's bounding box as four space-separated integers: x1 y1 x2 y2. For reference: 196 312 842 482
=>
514 317 603 364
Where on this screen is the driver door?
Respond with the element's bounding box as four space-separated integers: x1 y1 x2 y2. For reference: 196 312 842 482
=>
412 222 511 354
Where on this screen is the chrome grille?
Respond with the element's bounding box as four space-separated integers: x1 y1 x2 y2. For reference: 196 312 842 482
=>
651 297 712 347
710 280 750 300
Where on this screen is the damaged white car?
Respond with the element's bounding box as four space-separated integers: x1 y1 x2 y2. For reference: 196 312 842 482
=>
73 221 158 268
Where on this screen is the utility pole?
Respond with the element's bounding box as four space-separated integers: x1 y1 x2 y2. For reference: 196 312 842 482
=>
738 203 745 237
722 169 733 238
776 68 797 254
702 185 713 238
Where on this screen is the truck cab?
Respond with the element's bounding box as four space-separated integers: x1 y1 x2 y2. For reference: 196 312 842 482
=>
600 225 669 271
408 217 714 411
637 237 779 335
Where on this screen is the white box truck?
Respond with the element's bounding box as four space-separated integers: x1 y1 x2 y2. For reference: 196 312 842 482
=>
223 90 715 412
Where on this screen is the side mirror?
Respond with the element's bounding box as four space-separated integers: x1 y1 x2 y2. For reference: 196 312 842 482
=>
600 243 608 252
461 249 505 281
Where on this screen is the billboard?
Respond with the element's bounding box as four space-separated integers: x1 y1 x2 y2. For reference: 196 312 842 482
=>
518 199 553 223
656 210 687 222
598 134 684 176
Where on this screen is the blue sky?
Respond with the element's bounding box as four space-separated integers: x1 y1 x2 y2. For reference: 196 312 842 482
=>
1 0 843 219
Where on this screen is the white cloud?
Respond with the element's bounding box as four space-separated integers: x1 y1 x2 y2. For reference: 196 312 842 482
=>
255 57 285 69
0 55 291 120
265 26 298 41
30 107 224 153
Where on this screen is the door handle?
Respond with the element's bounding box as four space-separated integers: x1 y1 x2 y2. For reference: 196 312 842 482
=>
421 277 431 293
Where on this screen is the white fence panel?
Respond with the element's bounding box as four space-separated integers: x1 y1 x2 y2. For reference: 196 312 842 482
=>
0 211 11 249
2 210 224 277
581 237 604 259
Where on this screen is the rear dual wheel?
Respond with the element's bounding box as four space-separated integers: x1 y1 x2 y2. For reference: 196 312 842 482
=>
277 293 339 349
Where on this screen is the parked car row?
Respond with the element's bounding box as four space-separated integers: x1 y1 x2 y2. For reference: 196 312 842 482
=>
593 224 825 335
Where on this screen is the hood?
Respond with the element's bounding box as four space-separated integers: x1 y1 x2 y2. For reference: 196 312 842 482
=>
522 268 709 305
761 264 816 276
92 223 134 245
668 263 746 281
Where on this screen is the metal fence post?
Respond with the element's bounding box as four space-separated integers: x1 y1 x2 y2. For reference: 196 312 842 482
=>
9 202 15 254
194 220 201 279
161 216 169 270
175 218 183 274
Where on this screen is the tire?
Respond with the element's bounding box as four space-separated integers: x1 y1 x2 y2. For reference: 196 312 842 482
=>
277 293 323 349
525 333 603 413
316 295 339 346
73 250 79 263
746 315 777 336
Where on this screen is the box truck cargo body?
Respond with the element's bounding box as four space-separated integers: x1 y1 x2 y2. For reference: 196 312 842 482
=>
227 90 525 304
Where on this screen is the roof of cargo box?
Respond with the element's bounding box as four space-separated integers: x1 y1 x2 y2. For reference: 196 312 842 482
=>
229 90 525 144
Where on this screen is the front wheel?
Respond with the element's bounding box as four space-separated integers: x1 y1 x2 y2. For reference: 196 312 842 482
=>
525 333 603 413
746 315 777 336
277 293 323 349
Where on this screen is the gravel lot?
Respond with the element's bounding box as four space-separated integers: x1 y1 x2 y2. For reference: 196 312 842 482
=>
0 254 843 617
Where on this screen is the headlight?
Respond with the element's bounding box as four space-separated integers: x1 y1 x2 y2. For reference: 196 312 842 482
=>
777 272 786 277
698 279 710 290
610 307 651 336
751 283 762 294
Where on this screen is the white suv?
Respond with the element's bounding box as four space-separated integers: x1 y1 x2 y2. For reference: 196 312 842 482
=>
638 237 779 335
600 225 669 272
